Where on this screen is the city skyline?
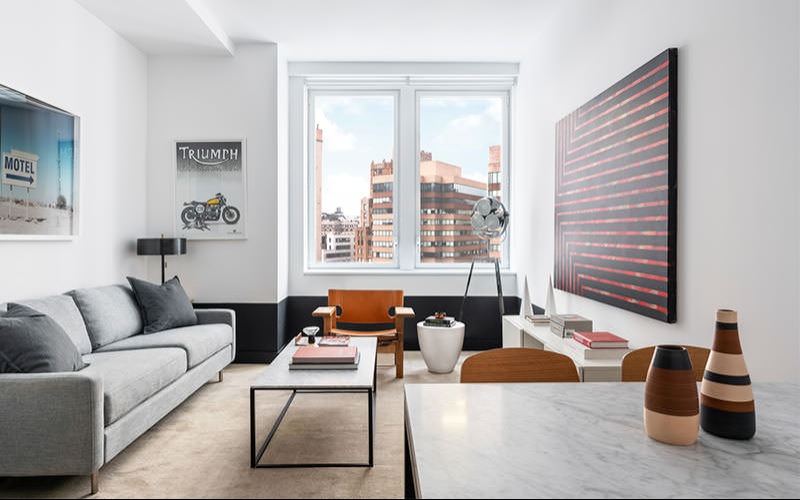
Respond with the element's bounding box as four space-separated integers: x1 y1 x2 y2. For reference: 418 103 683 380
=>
315 94 503 216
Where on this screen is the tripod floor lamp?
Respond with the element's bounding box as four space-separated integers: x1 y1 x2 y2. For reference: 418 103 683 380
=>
136 236 187 284
458 196 509 322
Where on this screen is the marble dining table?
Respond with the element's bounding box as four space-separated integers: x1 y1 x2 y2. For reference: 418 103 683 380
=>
404 381 799 498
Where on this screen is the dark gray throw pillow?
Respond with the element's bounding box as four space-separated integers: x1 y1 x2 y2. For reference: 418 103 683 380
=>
0 303 87 373
126 276 198 334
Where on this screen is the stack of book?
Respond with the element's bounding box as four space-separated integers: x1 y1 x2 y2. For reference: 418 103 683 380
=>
525 313 550 325
424 315 456 327
550 313 592 338
566 331 630 360
289 345 360 370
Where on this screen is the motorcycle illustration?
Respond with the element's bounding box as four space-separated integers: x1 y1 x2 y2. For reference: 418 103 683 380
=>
181 192 241 230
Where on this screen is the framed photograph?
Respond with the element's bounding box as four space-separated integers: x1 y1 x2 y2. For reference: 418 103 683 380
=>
174 139 246 240
0 83 80 239
554 48 677 323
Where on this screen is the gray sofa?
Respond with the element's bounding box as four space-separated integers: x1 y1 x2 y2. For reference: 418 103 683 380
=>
0 284 235 494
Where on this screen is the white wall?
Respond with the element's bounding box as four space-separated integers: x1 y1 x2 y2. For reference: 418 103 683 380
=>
146 44 279 303
0 0 148 303
514 0 799 381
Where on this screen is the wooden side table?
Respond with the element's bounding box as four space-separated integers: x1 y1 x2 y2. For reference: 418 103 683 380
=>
416 321 465 374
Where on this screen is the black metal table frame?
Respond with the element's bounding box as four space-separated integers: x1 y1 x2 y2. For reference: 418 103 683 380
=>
249 360 377 468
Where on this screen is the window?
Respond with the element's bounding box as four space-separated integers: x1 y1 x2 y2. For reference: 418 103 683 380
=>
292 63 517 271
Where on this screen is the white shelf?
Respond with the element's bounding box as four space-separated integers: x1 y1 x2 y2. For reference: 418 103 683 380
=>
502 315 622 382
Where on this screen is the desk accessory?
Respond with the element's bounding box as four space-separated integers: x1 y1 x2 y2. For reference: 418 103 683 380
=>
302 326 319 344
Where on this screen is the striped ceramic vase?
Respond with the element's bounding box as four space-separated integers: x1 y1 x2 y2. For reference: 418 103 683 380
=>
644 345 700 445
700 309 756 439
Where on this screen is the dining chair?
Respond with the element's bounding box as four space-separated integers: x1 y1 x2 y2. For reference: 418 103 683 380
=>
459 347 580 383
312 289 414 378
620 345 711 382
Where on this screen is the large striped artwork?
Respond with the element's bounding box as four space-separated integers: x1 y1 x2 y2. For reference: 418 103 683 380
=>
554 48 677 323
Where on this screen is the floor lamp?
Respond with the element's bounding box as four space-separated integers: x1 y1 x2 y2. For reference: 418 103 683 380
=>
458 197 509 322
136 236 187 284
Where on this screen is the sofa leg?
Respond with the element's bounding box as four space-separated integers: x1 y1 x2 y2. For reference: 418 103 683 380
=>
218 370 224 383
90 470 99 494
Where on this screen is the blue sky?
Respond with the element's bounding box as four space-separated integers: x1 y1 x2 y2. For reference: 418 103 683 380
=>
1 104 76 206
315 95 502 216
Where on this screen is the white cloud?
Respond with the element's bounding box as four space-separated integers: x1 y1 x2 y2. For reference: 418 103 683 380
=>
321 172 369 216
316 109 356 152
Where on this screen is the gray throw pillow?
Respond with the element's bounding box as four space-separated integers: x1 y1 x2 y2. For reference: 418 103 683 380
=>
126 276 198 334
0 304 87 373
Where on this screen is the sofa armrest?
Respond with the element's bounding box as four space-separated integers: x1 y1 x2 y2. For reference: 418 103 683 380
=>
195 308 236 362
195 308 235 328
0 371 104 476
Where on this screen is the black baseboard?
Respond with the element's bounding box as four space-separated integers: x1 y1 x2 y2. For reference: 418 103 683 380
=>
195 294 524 362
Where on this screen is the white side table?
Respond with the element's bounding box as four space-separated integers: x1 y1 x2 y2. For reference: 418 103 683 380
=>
416 321 465 374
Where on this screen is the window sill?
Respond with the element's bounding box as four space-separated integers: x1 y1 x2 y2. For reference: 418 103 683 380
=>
303 267 517 277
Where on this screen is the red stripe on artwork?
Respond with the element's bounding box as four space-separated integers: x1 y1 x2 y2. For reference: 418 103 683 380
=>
557 200 667 217
579 60 670 117
578 274 668 297
555 184 667 206
569 251 669 267
574 263 668 282
565 124 668 167
570 100 668 148
574 77 668 131
580 285 668 314
562 230 668 237
560 155 667 186
562 139 668 176
567 241 669 251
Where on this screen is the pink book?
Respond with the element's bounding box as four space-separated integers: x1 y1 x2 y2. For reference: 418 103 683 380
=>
292 346 358 364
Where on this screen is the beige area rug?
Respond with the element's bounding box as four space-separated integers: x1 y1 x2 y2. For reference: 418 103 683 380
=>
0 351 475 499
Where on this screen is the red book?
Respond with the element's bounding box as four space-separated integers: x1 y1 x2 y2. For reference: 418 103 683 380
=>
292 345 358 364
572 331 629 349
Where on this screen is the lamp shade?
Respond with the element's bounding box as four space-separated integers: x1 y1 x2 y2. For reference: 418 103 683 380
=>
137 238 187 256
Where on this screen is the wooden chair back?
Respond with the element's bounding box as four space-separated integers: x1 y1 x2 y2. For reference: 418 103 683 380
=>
329 289 404 324
460 348 580 383
620 345 711 382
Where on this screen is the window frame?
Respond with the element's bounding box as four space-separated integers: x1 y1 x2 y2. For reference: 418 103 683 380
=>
306 88 400 270
291 62 517 274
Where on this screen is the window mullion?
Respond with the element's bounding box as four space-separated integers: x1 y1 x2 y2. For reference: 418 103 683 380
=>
397 85 416 271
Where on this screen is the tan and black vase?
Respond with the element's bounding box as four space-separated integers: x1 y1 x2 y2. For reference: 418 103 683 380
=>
700 309 756 439
644 345 700 445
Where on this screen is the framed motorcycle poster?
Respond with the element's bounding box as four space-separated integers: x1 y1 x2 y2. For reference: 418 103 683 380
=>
174 139 246 240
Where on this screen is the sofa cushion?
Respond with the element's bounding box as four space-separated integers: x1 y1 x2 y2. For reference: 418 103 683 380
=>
95 323 232 369
0 304 87 373
127 276 197 334
81 348 187 426
13 294 93 355
68 285 143 350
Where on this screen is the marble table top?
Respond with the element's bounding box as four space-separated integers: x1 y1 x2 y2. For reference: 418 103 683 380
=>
404 381 799 498
251 336 376 390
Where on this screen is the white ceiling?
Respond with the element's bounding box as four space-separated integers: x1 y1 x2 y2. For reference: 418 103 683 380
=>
75 0 559 59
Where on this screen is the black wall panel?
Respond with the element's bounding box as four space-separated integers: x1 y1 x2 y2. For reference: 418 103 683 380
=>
196 294 524 362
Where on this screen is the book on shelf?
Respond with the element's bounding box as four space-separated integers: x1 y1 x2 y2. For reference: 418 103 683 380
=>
525 313 550 324
291 345 358 364
550 313 592 338
424 315 456 327
318 335 350 346
572 331 629 349
289 351 361 370
565 339 630 360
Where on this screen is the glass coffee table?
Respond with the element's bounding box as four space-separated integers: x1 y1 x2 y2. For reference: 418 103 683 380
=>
249 336 377 468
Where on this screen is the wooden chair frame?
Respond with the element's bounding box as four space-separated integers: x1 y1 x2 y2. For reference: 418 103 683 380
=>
620 345 711 382
313 289 414 378
460 347 580 383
